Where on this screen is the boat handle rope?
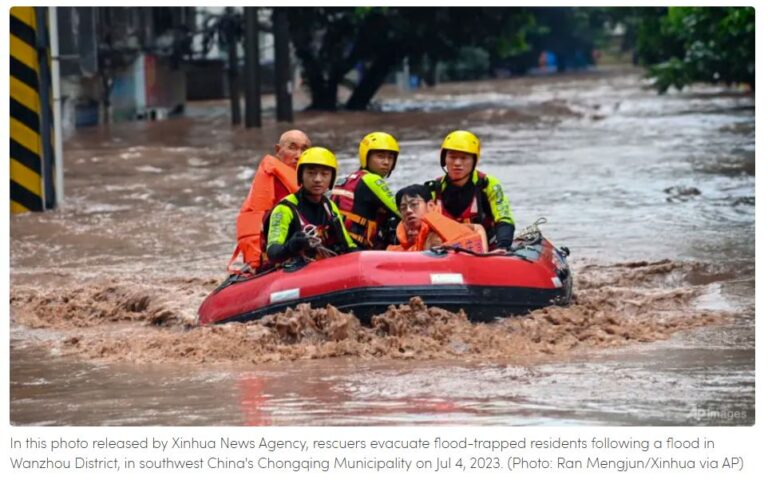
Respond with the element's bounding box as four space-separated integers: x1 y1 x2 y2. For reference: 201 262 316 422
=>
429 216 550 261
516 216 547 245
429 245 534 262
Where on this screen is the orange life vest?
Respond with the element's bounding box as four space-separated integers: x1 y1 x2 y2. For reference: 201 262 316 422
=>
388 210 487 253
229 155 298 272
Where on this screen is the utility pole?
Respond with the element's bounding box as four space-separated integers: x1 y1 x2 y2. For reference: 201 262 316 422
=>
223 8 241 125
49 7 64 207
273 8 293 123
243 7 261 128
34 7 56 209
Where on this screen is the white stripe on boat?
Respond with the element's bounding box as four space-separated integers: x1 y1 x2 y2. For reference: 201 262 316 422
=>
270 288 300 303
430 273 464 285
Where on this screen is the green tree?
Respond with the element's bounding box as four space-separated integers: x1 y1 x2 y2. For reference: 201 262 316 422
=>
286 7 531 111
608 7 754 93
650 7 754 92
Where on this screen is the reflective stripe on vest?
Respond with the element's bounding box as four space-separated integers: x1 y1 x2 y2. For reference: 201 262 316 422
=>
331 170 378 247
331 171 363 212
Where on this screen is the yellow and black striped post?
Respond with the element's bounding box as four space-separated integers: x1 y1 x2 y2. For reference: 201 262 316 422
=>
10 6 56 213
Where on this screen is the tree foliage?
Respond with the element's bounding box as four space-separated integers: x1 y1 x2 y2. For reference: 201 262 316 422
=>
609 7 754 93
286 7 532 110
651 8 754 92
285 7 754 109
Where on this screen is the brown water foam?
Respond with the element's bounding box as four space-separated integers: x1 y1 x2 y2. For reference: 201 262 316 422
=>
10 259 730 365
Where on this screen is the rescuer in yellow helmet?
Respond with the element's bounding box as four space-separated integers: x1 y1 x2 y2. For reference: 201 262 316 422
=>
426 130 516 250
330 132 401 249
264 147 356 263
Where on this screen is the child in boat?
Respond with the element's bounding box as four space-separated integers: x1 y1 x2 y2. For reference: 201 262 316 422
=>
264 147 357 263
426 130 515 250
388 184 487 252
331 132 401 249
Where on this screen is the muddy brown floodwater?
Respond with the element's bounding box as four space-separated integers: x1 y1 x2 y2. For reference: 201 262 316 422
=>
10 67 754 425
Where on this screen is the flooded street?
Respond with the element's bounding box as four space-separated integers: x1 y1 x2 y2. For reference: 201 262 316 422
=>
10 67 754 425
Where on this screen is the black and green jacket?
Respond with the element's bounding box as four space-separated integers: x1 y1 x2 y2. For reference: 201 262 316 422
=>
265 190 357 263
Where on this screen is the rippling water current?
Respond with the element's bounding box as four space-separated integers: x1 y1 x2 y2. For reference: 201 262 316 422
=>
10 68 754 425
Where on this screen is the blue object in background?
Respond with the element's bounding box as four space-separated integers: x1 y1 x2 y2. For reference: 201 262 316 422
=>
546 51 557 69
75 100 99 127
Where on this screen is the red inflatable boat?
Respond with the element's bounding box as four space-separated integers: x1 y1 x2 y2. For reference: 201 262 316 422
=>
198 237 572 325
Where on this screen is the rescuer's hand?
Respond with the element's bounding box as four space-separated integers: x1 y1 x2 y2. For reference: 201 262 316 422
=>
285 231 312 256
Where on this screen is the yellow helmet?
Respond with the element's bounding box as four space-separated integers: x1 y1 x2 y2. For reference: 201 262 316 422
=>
440 130 480 168
359 131 399 175
297 147 338 187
